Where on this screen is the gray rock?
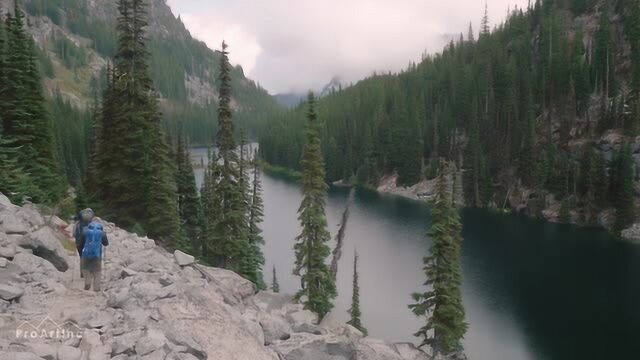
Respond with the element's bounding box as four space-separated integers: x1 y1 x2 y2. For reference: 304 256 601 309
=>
120 268 138 278
621 223 640 244
270 333 354 360
286 308 318 329
0 257 7 268
112 330 142 355
27 343 57 360
80 329 103 349
0 283 24 301
173 250 195 266
57 345 82 360
0 243 17 259
135 328 167 356
252 291 293 313
87 312 114 329
200 266 256 304
259 314 292 345
393 343 430 360
355 338 404 360
164 332 207 360
0 352 42 360
0 192 13 208
16 204 45 228
140 348 167 360
18 227 69 272
0 213 29 234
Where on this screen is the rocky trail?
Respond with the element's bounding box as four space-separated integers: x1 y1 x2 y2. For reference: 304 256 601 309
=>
0 193 436 360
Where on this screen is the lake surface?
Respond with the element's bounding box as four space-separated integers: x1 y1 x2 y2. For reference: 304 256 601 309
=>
191 147 640 360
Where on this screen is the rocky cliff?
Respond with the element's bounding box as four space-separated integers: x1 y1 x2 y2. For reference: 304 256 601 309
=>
0 193 435 360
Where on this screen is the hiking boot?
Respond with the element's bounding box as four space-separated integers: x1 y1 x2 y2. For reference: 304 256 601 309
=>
84 284 91 290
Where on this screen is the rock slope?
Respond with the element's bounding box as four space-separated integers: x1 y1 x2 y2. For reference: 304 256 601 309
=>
0 193 434 360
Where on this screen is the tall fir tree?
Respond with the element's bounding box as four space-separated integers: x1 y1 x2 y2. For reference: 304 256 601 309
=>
293 92 337 320
90 0 182 243
346 249 367 336
272 265 280 293
0 1 63 204
202 42 251 276
247 150 266 287
175 131 202 253
410 161 467 357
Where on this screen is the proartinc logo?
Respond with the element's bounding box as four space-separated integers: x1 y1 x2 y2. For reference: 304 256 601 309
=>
15 316 83 340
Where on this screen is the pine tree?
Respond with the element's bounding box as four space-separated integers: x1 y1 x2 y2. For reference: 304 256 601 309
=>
293 92 336 320
1 2 63 204
347 250 367 336
202 42 251 275
247 150 266 288
175 131 202 253
272 265 280 293
480 2 490 36
410 161 467 357
91 0 182 243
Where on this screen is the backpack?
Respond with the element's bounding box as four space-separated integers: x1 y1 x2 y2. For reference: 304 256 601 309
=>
82 222 104 259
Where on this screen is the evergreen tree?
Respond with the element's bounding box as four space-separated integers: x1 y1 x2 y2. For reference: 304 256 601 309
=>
272 265 280 293
293 92 336 320
175 131 202 253
1 2 63 204
410 162 467 356
246 149 266 287
346 250 367 336
90 0 182 243
202 42 251 275
480 2 490 36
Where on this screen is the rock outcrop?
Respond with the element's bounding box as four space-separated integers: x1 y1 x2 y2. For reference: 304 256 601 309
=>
0 193 436 360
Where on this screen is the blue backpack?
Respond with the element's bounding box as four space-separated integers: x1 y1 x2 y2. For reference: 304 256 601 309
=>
82 222 104 259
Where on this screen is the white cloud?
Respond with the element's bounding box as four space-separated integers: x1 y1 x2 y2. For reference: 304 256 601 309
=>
167 0 529 94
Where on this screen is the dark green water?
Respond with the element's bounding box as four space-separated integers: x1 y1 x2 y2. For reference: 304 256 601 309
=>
192 149 640 359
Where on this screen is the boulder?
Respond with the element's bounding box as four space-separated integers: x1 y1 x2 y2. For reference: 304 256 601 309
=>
0 192 13 209
270 333 354 360
173 250 195 266
0 283 23 301
0 213 29 235
18 227 69 272
112 330 142 356
163 332 207 360
140 348 167 360
16 204 45 228
0 243 17 259
259 313 292 345
57 345 82 360
0 258 7 268
27 343 57 360
200 266 256 305
393 343 430 360
621 223 640 244
286 308 318 330
355 338 404 360
135 328 167 356
80 329 103 350
252 291 293 313
0 352 42 360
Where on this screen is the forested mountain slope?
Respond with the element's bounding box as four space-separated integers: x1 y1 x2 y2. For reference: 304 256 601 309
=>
0 0 280 142
260 0 640 234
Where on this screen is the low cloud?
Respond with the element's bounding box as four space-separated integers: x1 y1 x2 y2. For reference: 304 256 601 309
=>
168 0 528 94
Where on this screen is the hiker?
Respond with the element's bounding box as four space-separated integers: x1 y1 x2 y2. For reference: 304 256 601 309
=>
73 208 96 278
79 222 109 291
74 208 95 256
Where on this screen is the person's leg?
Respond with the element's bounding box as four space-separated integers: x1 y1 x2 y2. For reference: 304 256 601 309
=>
84 270 92 290
77 247 84 278
93 270 101 292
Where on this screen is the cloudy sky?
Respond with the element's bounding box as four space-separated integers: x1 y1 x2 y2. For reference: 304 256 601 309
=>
166 0 529 95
